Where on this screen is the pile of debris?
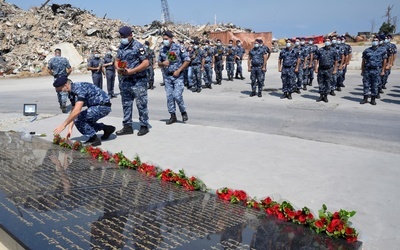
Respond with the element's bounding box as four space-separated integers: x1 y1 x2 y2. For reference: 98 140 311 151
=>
0 1 253 77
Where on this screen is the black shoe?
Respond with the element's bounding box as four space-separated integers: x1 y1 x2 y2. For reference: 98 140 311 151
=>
280 92 288 99
329 90 336 96
336 86 341 91
376 93 381 99
316 94 324 102
191 88 197 92
379 88 384 94
308 80 313 86
340 83 345 88
295 89 301 94
360 96 368 104
84 135 101 146
250 92 256 97
101 125 116 140
197 88 202 93
137 126 149 136
240 75 245 80
208 84 212 89
116 126 133 135
323 95 329 103
182 112 188 122
166 113 177 125
370 97 377 105
235 76 240 79
302 85 307 90
382 85 387 89
111 94 118 98
287 93 292 100
258 92 262 97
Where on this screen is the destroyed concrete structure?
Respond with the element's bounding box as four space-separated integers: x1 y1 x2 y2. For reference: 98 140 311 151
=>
0 1 261 77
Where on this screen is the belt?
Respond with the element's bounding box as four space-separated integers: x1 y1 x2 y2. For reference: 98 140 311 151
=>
191 63 200 66
319 65 333 70
167 71 182 76
283 65 294 68
367 66 379 70
100 102 111 107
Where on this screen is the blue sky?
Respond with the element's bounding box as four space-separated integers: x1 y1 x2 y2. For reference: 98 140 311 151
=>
6 0 399 38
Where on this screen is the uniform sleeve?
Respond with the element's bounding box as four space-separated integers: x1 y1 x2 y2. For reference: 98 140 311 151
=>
138 46 148 62
65 58 71 68
180 46 190 62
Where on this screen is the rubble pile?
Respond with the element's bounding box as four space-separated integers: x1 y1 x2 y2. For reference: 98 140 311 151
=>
0 1 253 77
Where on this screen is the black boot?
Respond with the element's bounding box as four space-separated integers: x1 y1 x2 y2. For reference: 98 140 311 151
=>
240 74 245 80
302 84 307 90
137 125 149 136
148 81 154 90
376 93 381 99
166 113 177 125
382 84 387 89
182 112 188 122
360 95 368 104
235 73 240 79
329 90 336 96
336 86 341 91
280 92 288 99
308 79 313 86
378 88 384 94
316 94 324 102
323 95 329 103
116 125 133 135
287 92 292 100
250 91 256 97
370 96 377 105
84 135 101 146
101 125 116 140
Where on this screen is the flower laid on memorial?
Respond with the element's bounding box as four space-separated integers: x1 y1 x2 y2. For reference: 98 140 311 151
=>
52 135 357 243
217 187 358 243
167 51 177 61
52 135 207 192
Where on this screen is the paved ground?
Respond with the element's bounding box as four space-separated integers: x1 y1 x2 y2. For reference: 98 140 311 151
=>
0 48 399 249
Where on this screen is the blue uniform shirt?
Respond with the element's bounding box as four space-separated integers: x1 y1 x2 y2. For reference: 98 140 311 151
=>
69 82 110 107
249 47 266 67
314 46 339 67
48 56 71 77
117 39 148 79
87 57 103 74
158 42 190 73
362 46 387 68
279 48 300 67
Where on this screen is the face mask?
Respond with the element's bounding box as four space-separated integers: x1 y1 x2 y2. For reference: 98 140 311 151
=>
120 38 129 45
379 41 383 45
217 42 221 46
237 43 241 46
254 44 259 48
300 41 305 45
337 40 341 44
286 43 291 48
332 39 337 44
194 45 198 49
385 39 389 43
163 39 170 46
295 42 300 46
325 41 331 46
308 41 313 45
372 41 379 47
94 54 99 58
204 45 208 49
341 40 346 44
106 52 112 55
228 44 233 47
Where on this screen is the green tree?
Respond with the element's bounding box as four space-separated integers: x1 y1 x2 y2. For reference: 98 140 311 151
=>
379 22 395 34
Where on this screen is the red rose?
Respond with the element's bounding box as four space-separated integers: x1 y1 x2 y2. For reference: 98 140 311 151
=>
327 224 335 233
263 197 273 205
233 190 247 201
345 227 354 235
331 219 341 227
277 212 285 220
346 236 357 243
298 214 306 223
333 212 340 219
266 207 274 215
315 220 325 228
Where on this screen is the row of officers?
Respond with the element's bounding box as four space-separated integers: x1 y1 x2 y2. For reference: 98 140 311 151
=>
51 28 397 146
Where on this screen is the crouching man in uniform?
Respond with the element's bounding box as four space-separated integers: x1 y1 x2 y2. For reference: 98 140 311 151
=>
53 75 115 146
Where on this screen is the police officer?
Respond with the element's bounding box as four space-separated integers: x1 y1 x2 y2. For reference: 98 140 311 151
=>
314 37 338 103
47 48 72 113
189 40 204 92
158 30 190 125
330 35 345 94
340 35 352 86
144 41 156 90
53 75 115 147
258 39 271 88
103 49 117 98
380 34 395 91
213 39 225 85
202 40 214 89
299 37 311 90
278 39 300 99
293 38 307 94
248 39 268 97
306 38 318 87
87 50 104 89
115 26 150 136
225 40 236 81
360 36 387 105
234 40 246 80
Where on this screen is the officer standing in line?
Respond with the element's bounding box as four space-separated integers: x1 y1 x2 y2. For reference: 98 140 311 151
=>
299 37 310 90
330 35 345 94
278 39 300 100
189 40 204 93
257 39 271 88
103 48 117 98
234 40 246 80
158 30 190 125
382 34 397 90
380 34 395 92
340 35 352 86
202 40 214 89
293 38 306 94
47 48 72 113
114 26 150 136
225 40 236 81
213 39 225 85
306 38 318 87
314 37 338 103
87 50 104 89
360 35 387 105
52 76 115 147
144 41 156 90
248 39 268 97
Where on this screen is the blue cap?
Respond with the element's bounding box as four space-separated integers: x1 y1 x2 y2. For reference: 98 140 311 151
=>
379 34 386 41
53 75 68 88
163 30 174 38
119 26 132 37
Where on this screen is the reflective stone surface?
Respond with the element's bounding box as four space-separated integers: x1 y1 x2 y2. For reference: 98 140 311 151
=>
0 132 362 249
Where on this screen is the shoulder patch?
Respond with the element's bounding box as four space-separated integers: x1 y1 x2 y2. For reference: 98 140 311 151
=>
139 47 145 55
180 47 185 53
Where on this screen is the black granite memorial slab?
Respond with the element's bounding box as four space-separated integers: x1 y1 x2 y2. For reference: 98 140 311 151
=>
0 132 362 249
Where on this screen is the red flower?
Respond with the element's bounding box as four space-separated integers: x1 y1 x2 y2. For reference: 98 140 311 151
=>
346 236 358 243
277 212 285 220
263 197 273 205
315 220 325 228
117 60 127 69
233 190 247 201
167 51 177 61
